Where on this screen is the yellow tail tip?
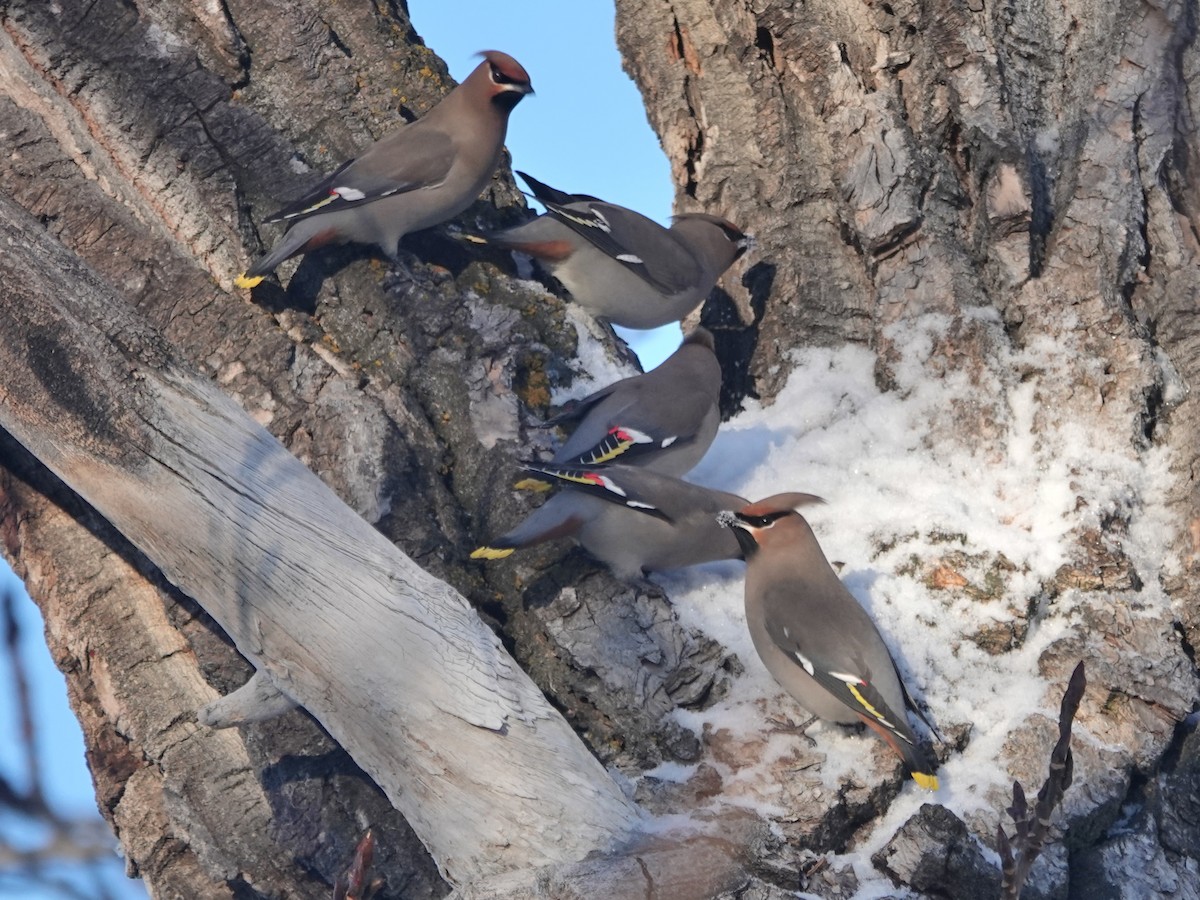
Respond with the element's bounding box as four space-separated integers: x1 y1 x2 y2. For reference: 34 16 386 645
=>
235 273 265 289
911 771 939 791
456 232 489 244
513 477 551 492
471 546 515 560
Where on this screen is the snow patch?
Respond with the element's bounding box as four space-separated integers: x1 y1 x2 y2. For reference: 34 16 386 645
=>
640 311 1176 891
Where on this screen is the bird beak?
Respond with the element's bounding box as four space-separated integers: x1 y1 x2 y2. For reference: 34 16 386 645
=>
717 511 759 559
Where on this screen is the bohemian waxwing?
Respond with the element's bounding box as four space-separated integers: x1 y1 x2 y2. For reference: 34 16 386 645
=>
720 494 940 790
541 327 721 475
235 51 533 288
463 171 752 330
473 463 747 579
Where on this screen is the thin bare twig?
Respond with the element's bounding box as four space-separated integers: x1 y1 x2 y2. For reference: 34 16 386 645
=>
0 582 139 898
997 661 1086 899
3 584 50 817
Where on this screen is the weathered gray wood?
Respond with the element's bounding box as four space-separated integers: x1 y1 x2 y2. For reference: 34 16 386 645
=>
446 834 750 900
0 2 732 893
0 194 639 885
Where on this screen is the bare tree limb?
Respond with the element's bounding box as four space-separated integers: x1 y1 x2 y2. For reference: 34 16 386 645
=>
0 193 639 885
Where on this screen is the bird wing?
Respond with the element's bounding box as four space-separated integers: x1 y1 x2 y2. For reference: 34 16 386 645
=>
516 170 602 205
539 384 620 429
553 388 698 467
555 423 673 467
520 464 675 522
264 128 455 224
538 199 700 296
893 657 941 738
761 588 920 747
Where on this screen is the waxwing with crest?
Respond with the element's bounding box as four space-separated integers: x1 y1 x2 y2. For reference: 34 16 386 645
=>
539 327 721 476
720 494 941 790
473 463 747 579
461 171 752 330
236 51 533 287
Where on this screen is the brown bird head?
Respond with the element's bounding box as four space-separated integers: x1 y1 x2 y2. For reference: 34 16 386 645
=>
718 493 825 558
670 214 755 275
474 50 534 111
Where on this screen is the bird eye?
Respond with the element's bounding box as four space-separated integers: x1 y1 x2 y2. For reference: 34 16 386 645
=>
491 64 516 85
736 510 792 528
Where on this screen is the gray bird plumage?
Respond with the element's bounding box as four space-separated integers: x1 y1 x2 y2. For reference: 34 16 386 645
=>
236 51 533 287
467 171 751 330
722 494 940 790
473 464 747 579
543 327 721 475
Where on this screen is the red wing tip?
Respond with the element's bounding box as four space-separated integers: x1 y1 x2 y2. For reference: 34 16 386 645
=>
505 239 574 262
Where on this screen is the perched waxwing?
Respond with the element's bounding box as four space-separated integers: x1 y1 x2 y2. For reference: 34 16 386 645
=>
720 495 940 790
473 464 747 579
235 51 533 288
463 171 752 330
542 327 721 475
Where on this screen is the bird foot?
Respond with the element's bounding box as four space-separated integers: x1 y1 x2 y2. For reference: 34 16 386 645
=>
766 712 820 744
383 262 425 291
630 573 667 598
382 251 445 295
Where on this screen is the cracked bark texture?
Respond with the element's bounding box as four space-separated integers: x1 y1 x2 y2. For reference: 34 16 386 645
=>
2 0 1200 896
0 0 731 896
616 0 1200 894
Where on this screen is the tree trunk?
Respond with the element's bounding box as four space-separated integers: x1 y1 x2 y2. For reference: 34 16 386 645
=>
3 0 1200 897
0 192 640 885
616 0 1200 893
0 0 728 895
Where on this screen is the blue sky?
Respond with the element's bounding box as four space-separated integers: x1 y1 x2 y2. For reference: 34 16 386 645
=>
0 5 677 897
0 584 145 899
408 0 682 366
409 1 672 223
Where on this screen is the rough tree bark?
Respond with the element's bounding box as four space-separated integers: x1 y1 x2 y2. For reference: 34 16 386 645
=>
2 0 1200 897
0 192 641 886
615 0 1200 894
0 0 729 896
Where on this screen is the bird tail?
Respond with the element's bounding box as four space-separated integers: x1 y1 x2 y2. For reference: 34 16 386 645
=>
235 272 266 289
876 725 939 790
902 736 940 790
910 769 939 791
470 544 515 560
235 237 305 288
469 500 583 562
452 229 493 246
235 221 339 288
512 477 551 492
450 226 573 264
859 715 940 790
